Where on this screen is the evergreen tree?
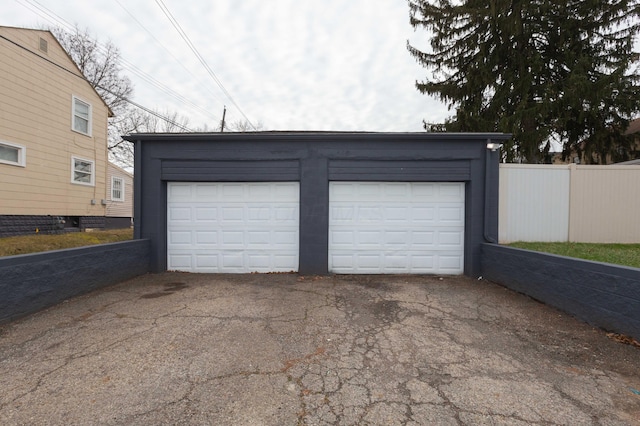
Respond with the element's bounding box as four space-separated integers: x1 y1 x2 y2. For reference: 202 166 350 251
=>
408 0 640 163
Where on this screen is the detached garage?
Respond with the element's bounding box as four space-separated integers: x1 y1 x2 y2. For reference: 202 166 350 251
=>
124 132 509 277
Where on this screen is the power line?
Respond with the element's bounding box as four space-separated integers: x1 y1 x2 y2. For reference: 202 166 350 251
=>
154 0 257 130
13 0 69 29
13 0 219 126
112 0 225 108
96 85 194 132
0 31 194 132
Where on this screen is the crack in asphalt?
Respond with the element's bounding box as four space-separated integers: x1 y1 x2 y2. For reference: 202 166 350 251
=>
1 273 639 425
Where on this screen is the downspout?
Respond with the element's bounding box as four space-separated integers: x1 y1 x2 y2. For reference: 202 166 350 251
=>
484 139 502 244
133 139 143 240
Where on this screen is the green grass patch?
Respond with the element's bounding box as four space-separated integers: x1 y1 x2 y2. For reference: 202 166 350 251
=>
507 242 640 269
0 229 133 257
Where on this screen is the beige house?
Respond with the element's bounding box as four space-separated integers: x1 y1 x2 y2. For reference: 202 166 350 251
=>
106 162 133 228
0 26 112 236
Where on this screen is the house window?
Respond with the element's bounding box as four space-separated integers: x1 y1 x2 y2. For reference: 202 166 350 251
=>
0 141 26 167
71 156 95 186
72 96 92 136
111 176 124 201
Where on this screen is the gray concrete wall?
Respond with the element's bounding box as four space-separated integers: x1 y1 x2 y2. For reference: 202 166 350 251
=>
0 215 109 237
0 215 65 236
481 243 640 339
0 240 151 322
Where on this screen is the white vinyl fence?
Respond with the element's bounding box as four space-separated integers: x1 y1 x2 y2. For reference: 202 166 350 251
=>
499 164 640 243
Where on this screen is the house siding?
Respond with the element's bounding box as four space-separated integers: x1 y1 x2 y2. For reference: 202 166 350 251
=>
0 27 109 217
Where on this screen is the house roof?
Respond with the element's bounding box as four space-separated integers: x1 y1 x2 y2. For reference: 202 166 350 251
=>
108 161 133 178
625 117 640 135
0 25 113 117
614 158 640 165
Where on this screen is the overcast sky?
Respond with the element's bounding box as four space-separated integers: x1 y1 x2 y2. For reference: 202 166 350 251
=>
3 0 449 132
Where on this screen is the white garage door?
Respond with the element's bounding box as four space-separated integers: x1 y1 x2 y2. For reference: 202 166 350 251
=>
329 182 465 274
167 182 299 273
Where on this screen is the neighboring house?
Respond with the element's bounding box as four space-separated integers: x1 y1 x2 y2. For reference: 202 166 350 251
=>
551 117 640 165
0 26 113 237
615 158 640 165
106 162 133 229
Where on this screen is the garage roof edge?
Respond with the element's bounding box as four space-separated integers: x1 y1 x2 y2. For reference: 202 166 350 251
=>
123 131 512 143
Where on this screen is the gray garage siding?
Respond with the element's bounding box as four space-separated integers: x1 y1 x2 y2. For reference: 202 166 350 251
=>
125 132 509 276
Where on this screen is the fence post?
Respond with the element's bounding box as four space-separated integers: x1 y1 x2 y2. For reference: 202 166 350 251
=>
568 163 577 242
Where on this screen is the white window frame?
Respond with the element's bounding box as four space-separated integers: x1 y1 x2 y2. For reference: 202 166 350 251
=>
111 176 125 202
0 141 26 167
71 156 95 186
72 95 92 136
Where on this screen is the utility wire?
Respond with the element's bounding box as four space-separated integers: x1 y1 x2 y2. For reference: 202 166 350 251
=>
0 31 194 132
113 0 225 108
154 0 257 129
14 0 68 29
96 85 194 132
14 0 219 126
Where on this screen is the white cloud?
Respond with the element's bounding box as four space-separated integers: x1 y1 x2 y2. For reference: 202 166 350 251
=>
2 0 449 131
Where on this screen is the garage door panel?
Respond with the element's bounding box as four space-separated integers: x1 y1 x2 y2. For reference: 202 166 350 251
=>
221 183 246 198
331 206 355 221
221 231 244 245
195 207 218 221
384 231 409 244
168 230 192 245
438 183 465 199
356 254 382 270
168 183 193 200
275 206 298 221
330 254 355 268
248 206 270 221
330 230 354 245
195 255 218 269
274 254 298 268
273 183 299 198
273 230 297 245
438 230 464 247
222 253 244 268
168 182 299 273
168 254 192 269
384 207 409 221
168 207 192 222
247 231 271 245
438 206 464 223
329 182 464 274
439 255 464 271
413 231 435 246
221 207 243 221
329 251 463 274
412 183 436 197
411 207 436 222
359 230 382 245
411 255 435 271
195 231 217 245
195 184 218 198
247 254 270 269
383 254 409 269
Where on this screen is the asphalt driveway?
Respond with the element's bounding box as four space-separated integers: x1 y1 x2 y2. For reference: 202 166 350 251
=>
1 273 639 425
